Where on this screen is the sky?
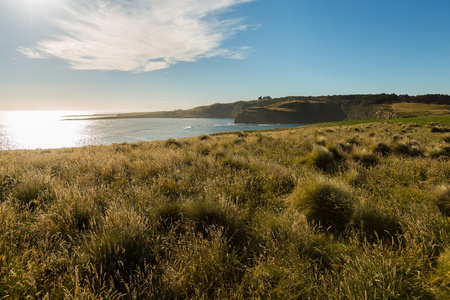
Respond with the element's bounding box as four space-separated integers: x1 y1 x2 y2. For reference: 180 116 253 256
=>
1 0 450 112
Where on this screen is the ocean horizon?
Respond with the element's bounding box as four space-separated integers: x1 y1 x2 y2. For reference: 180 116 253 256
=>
0 110 304 150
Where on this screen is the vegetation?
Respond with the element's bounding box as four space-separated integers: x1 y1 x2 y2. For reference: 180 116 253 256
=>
70 94 450 125
1 115 450 299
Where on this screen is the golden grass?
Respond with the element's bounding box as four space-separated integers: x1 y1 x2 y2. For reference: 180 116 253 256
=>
0 117 450 298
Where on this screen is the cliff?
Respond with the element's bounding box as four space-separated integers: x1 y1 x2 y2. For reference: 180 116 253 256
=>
69 94 450 123
234 101 347 124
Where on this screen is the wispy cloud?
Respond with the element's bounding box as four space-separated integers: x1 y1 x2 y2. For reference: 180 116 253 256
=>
17 47 48 59
18 0 256 72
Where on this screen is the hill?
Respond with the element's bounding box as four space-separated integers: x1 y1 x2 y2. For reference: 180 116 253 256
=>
74 94 450 124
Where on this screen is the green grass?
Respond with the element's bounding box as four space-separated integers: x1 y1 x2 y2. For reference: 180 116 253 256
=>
0 115 450 298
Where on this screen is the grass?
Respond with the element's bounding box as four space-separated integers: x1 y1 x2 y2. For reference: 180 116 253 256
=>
0 115 450 298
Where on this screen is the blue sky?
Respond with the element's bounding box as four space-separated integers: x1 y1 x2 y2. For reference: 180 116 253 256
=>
1 0 450 111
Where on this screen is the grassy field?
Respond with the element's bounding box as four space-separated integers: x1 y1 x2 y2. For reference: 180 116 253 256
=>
390 103 450 118
1 116 450 299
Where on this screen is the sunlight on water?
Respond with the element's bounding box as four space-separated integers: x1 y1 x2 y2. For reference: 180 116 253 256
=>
0 110 90 150
0 110 303 150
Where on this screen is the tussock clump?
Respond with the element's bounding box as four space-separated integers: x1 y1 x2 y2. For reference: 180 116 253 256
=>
390 142 424 157
236 131 247 138
350 148 378 167
391 142 410 155
83 204 156 292
290 176 355 233
219 154 249 170
165 138 182 148
315 135 326 146
151 200 185 232
326 143 346 161
35 193 99 238
392 134 401 141
161 227 244 299
11 172 55 209
338 142 354 154
436 185 450 217
352 201 403 243
346 135 360 145
185 199 251 252
427 146 450 158
431 126 450 133
298 145 342 173
344 168 364 186
372 142 391 155
442 134 450 143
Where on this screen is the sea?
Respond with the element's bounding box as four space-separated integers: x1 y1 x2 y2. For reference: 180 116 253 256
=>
0 111 304 150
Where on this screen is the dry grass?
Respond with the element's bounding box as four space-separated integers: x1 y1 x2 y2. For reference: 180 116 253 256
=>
0 116 450 298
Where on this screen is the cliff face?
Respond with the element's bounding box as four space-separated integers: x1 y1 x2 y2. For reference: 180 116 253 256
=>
73 94 450 123
234 102 347 124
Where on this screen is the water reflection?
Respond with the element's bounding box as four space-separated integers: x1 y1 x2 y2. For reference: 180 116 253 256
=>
0 111 304 150
0 111 90 150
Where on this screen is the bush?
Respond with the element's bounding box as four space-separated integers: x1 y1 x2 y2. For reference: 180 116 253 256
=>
290 176 355 233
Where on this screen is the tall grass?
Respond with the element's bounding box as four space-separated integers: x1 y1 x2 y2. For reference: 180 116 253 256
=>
0 116 449 298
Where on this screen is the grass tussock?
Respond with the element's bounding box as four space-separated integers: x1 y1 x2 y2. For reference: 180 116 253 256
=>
290 175 355 233
0 115 450 298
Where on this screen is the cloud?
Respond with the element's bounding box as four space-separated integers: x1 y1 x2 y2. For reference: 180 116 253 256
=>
18 0 256 72
17 47 49 59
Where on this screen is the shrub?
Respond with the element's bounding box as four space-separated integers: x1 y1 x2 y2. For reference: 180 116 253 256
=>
290 176 355 233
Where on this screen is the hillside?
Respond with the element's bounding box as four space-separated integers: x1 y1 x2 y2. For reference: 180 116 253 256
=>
73 94 450 124
1 115 450 298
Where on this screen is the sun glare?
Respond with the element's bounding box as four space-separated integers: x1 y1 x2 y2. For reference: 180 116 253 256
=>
0 111 89 150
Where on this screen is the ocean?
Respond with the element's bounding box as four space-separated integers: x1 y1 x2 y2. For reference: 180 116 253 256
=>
0 111 304 150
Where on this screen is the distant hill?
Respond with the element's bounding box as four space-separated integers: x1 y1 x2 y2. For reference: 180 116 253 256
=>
74 94 450 124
